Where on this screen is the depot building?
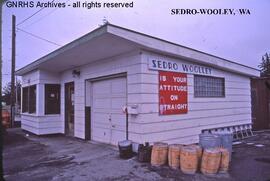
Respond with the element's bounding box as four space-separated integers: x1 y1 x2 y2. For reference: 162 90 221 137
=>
16 24 259 145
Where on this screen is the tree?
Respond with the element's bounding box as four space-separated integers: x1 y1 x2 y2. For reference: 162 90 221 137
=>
258 53 270 77
2 81 21 106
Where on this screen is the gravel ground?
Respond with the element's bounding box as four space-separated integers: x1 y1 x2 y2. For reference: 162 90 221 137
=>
3 128 270 181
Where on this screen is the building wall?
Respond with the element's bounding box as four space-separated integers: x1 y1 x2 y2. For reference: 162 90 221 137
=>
21 115 61 135
20 50 252 144
60 50 144 142
137 51 251 144
21 70 40 87
21 70 62 135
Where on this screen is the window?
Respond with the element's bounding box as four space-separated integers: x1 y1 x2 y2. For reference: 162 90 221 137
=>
22 85 36 113
45 84 60 114
29 86 36 113
194 75 225 97
22 87 29 113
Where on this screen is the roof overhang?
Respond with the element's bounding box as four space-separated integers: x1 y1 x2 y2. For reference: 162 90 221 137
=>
16 24 260 77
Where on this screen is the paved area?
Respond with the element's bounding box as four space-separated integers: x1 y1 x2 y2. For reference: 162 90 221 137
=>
3 128 270 181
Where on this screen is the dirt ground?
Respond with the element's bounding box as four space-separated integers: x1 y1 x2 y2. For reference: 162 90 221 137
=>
3 128 270 181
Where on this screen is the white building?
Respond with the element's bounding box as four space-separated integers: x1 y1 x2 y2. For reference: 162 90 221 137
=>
16 24 259 145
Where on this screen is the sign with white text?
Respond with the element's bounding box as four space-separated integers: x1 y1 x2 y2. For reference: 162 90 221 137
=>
149 58 212 76
159 71 188 115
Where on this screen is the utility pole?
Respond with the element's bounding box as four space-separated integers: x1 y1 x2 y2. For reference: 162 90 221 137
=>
1 1 7 180
15 76 18 106
10 15 16 128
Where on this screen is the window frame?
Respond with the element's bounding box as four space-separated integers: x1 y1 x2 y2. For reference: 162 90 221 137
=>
194 75 225 98
22 87 29 113
44 84 61 115
22 85 36 114
29 85 36 113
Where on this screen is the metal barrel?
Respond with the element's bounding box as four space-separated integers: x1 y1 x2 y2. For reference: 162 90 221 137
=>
118 140 133 159
199 133 222 149
218 132 233 161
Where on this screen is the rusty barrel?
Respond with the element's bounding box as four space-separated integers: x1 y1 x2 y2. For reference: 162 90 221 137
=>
168 144 182 169
2 110 10 128
201 148 221 175
219 148 230 173
188 144 203 160
151 142 168 166
180 146 198 174
187 144 203 170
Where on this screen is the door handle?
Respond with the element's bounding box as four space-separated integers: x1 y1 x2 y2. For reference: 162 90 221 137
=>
112 125 116 128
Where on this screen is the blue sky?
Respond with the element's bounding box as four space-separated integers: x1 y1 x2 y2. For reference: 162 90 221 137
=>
2 0 270 85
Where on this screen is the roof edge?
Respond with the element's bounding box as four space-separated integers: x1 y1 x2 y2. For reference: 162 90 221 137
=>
107 24 259 72
16 24 109 76
16 23 259 77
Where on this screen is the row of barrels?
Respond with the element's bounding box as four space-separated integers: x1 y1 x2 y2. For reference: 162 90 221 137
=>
151 142 230 175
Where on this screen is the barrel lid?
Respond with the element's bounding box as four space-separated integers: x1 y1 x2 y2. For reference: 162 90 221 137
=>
169 144 183 148
204 148 220 153
154 142 168 146
187 144 202 150
169 144 182 150
181 146 197 153
118 140 132 146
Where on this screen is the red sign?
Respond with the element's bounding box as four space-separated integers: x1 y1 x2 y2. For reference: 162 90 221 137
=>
159 71 188 115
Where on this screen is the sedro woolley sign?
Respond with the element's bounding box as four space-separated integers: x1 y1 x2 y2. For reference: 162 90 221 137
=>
149 57 212 75
159 71 188 115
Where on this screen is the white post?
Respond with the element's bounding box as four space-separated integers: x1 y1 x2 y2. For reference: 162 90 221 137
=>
36 84 45 116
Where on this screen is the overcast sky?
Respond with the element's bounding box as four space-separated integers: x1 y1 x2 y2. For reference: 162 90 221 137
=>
2 0 270 85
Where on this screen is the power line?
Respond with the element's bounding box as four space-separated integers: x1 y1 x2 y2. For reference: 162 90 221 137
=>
23 8 59 28
17 27 62 47
23 0 71 29
16 7 46 26
16 0 55 26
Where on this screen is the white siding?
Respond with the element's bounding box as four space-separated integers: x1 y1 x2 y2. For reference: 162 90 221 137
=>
21 70 62 135
60 50 144 142
20 49 253 145
22 70 60 87
21 115 39 135
21 115 62 135
39 70 60 84
21 70 40 87
137 51 252 144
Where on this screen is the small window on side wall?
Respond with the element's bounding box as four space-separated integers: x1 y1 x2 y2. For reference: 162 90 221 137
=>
29 85 36 113
194 75 225 97
22 87 29 113
45 84 60 114
22 85 36 113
